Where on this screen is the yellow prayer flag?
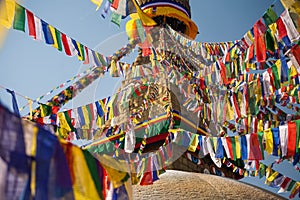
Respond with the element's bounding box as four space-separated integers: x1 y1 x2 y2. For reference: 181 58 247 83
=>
91 0 103 10
258 120 264 133
58 112 72 132
0 0 15 29
235 136 241 159
188 134 198 152
226 98 234 121
264 128 274 155
268 23 279 50
275 59 282 79
290 65 298 77
267 171 279 182
76 41 84 61
247 30 254 43
82 106 91 129
49 25 59 49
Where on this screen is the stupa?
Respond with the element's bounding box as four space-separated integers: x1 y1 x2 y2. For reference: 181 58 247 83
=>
113 0 243 179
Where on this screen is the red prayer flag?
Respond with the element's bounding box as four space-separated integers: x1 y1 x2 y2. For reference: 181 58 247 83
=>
111 0 120 10
291 44 300 66
219 60 229 85
26 10 36 38
226 137 234 158
256 18 267 34
287 121 297 157
248 133 263 160
61 33 72 56
254 23 266 63
276 17 288 40
139 157 153 185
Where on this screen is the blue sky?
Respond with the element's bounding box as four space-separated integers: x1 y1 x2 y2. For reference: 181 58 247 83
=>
0 0 297 198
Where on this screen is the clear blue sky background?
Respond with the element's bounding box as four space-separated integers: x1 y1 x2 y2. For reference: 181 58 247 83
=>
0 0 298 198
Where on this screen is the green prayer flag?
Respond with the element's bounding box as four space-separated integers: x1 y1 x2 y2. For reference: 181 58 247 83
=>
287 180 296 191
258 163 266 179
55 28 63 51
230 137 237 161
111 12 122 27
13 4 25 32
80 43 85 61
265 30 276 52
64 111 75 132
271 64 281 90
40 104 52 117
263 7 278 26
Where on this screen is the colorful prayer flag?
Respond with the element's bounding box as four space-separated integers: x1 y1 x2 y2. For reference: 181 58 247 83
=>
13 3 25 31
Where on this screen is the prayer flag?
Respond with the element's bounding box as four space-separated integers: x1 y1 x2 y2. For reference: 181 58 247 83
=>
279 125 288 157
49 26 62 51
39 104 52 117
13 3 25 32
101 0 111 18
276 17 288 40
77 42 85 61
254 21 266 62
280 56 289 83
83 46 90 64
281 9 300 42
111 12 122 27
263 6 278 26
215 137 224 159
0 0 15 29
41 20 54 44
26 10 36 38
287 121 297 157
265 29 277 52
91 0 103 10
264 128 274 155
247 133 263 160
235 136 241 159
111 0 119 10
241 135 248 160
33 15 43 40
272 127 280 156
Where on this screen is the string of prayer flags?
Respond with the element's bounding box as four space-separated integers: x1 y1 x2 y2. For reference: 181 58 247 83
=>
8 1 110 65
